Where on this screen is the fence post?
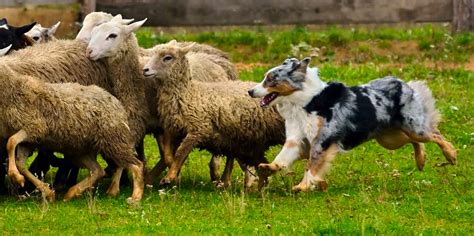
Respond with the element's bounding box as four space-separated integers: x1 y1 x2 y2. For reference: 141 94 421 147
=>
82 0 96 19
452 0 474 32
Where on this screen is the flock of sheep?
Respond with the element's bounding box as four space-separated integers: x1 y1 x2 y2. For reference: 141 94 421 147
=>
0 12 287 203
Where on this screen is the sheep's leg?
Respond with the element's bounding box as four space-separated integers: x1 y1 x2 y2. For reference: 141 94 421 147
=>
28 150 52 181
63 154 105 201
237 162 258 189
145 132 173 185
106 167 123 197
157 131 175 166
209 155 221 183
145 158 166 185
15 145 55 201
217 156 234 188
126 162 144 204
293 143 338 192
6 130 27 186
160 134 200 185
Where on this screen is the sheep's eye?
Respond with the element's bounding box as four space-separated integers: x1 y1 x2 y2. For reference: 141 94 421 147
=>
106 33 117 40
32 36 40 41
163 55 173 62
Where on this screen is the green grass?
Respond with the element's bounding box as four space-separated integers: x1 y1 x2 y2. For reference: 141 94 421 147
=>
1 25 473 234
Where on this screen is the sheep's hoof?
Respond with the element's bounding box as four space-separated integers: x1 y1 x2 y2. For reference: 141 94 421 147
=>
9 172 26 187
44 190 56 202
63 187 80 201
106 186 120 197
159 177 174 186
126 197 141 205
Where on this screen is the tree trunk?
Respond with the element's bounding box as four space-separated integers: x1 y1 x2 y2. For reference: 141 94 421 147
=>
452 0 474 32
82 0 96 20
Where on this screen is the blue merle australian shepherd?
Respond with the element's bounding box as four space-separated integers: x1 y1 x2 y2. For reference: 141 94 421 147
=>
248 57 457 192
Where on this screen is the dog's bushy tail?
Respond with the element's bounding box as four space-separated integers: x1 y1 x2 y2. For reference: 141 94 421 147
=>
408 81 441 129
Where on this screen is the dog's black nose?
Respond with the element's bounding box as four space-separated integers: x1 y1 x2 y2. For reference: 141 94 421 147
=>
143 68 149 73
248 89 254 97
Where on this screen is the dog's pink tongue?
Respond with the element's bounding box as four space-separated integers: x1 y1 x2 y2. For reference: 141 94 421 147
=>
260 98 267 107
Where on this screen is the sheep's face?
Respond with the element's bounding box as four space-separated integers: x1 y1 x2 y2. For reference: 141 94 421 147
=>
143 42 195 81
76 12 134 43
87 16 146 61
25 22 60 44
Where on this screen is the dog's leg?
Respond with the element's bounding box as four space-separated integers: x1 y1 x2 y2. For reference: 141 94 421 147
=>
293 143 338 192
412 142 426 171
258 139 303 184
160 133 200 185
404 130 457 165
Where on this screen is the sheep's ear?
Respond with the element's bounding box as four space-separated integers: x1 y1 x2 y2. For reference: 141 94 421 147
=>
48 21 61 36
180 42 195 55
122 18 135 25
14 22 36 35
0 44 12 56
124 18 147 34
111 14 123 23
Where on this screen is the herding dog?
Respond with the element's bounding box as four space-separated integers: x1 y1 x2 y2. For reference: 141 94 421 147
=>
248 57 457 192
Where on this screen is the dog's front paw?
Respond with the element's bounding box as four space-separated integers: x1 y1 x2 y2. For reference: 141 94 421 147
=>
292 182 311 192
258 163 281 176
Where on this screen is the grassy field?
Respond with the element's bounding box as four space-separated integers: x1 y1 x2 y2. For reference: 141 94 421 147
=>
0 25 473 234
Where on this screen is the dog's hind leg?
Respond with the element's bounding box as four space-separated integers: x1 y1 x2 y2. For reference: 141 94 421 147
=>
412 142 426 171
292 143 338 192
404 130 457 165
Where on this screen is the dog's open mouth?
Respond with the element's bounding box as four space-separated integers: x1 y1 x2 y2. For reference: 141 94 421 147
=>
260 92 278 107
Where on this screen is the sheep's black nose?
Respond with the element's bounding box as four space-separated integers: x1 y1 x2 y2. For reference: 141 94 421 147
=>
248 89 254 97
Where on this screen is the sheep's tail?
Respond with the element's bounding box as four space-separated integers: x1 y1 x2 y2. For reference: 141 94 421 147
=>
407 81 441 129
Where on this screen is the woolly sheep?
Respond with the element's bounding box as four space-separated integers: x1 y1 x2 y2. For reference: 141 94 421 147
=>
85 15 244 187
143 42 286 188
25 22 61 44
0 66 144 203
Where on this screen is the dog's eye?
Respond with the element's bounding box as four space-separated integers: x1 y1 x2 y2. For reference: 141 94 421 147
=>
106 33 117 40
32 36 40 41
163 55 173 62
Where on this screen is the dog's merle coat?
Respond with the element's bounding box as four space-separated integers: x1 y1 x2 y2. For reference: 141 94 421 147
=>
251 57 456 191
304 77 427 152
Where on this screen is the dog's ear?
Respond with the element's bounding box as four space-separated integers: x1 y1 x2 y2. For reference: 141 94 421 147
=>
294 57 311 73
14 22 36 36
0 18 7 26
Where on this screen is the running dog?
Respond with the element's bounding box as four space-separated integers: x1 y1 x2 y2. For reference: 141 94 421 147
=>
248 57 457 192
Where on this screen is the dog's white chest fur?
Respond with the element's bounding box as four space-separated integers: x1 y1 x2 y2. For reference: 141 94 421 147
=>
277 102 320 141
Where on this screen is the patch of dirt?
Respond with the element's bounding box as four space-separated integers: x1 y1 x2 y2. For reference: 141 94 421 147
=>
234 62 269 72
466 56 474 71
0 5 80 38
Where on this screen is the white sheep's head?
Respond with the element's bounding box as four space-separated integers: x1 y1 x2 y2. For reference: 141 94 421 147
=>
25 21 60 44
76 12 134 43
86 15 146 61
143 40 195 80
